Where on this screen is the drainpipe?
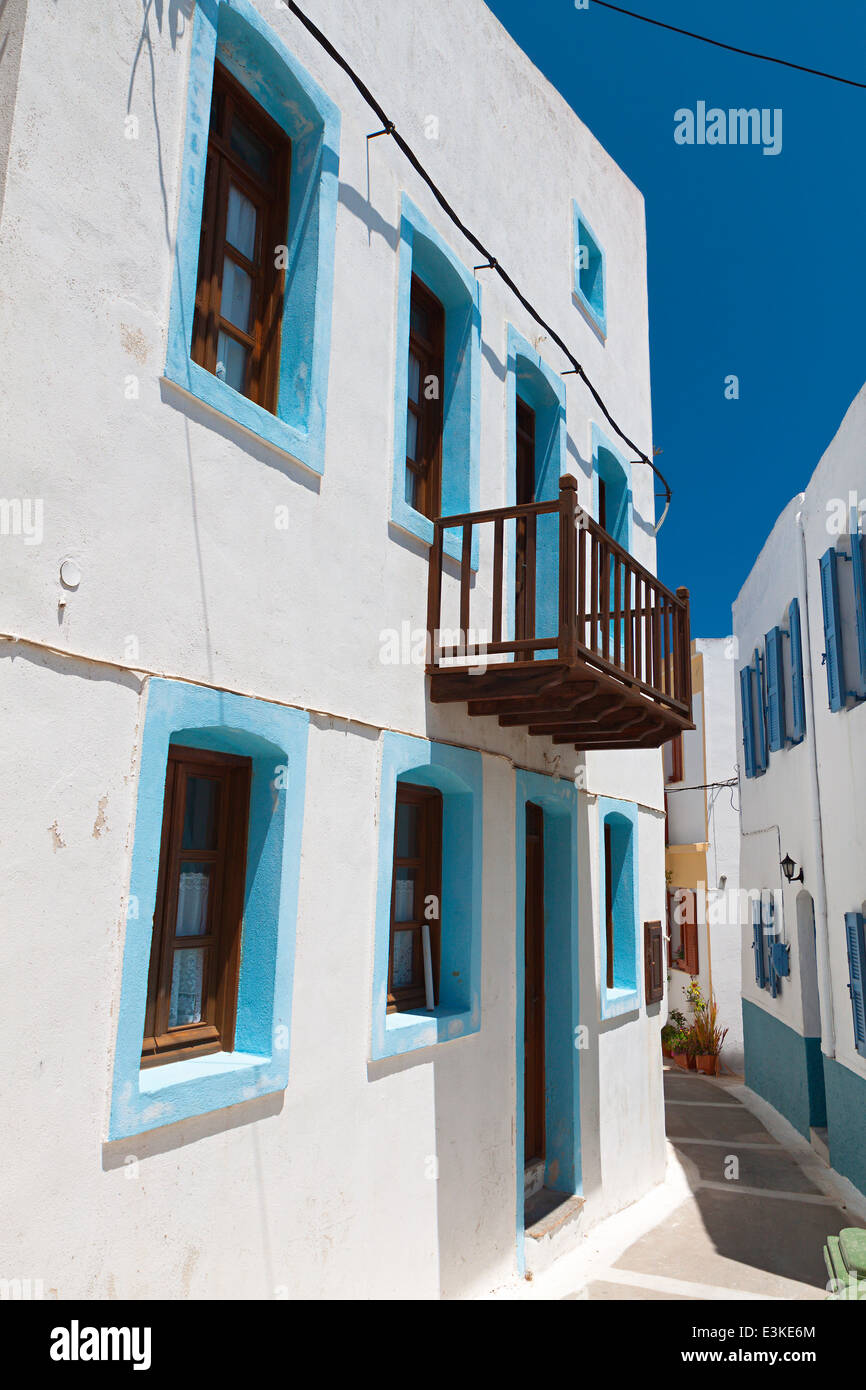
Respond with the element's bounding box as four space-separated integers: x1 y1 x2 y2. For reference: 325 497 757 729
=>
795 498 836 1058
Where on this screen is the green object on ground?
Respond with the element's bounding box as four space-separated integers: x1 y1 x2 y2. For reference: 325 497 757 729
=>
824 1228 866 1299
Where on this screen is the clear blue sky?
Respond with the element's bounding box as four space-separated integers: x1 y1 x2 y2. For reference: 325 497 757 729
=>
485 0 866 636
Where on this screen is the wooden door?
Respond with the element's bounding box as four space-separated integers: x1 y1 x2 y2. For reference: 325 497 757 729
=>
524 801 545 1166
515 398 536 646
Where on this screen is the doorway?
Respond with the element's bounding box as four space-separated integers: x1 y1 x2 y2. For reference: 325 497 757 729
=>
524 800 545 1188
515 397 536 648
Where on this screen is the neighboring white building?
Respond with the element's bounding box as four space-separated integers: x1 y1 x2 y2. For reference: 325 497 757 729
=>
664 638 742 1070
0 0 692 1297
733 383 866 1196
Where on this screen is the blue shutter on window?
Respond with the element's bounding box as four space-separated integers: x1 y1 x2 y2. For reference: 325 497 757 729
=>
765 626 785 752
752 898 766 988
739 666 756 779
764 896 779 998
789 597 806 743
851 533 866 695
819 547 844 712
753 651 768 773
844 912 866 1057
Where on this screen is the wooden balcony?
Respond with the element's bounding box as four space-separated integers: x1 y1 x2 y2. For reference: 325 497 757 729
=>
426 475 693 750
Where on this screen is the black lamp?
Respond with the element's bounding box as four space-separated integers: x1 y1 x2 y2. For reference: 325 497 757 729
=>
781 853 804 885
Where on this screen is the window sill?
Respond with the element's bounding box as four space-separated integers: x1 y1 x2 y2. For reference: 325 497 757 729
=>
108 1048 287 1141
161 364 324 477
572 289 607 342
373 1004 478 1060
601 985 639 1021
389 498 478 570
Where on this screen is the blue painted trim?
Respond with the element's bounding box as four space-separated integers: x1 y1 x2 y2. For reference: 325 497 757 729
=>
371 733 483 1060
823 1053 866 1197
591 423 632 552
506 326 567 658
390 194 481 567
514 771 581 1276
108 678 309 1140
598 797 640 1019
572 200 607 337
164 0 341 476
742 998 826 1138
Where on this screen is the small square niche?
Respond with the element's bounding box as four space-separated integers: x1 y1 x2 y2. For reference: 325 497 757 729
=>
573 202 606 337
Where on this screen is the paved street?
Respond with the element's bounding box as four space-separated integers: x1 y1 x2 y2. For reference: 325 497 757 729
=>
548 1066 865 1302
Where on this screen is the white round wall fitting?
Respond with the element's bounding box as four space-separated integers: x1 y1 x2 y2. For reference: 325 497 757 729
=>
59 559 82 589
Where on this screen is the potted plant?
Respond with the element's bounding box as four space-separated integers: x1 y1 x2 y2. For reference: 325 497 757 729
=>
670 1030 690 1070
683 1025 699 1070
661 1009 687 1059
689 997 728 1075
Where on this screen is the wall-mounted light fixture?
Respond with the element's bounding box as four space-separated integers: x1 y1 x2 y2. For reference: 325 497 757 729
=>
780 853 804 885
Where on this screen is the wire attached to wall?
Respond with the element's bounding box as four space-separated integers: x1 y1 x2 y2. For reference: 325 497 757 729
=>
281 0 674 530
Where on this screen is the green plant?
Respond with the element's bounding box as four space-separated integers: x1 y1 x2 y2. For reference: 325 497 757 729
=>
668 1008 687 1032
661 1023 679 1046
686 978 706 1015
668 1029 688 1053
689 996 728 1057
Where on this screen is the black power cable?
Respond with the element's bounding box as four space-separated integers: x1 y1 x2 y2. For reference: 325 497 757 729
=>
592 1 866 91
282 0 673 522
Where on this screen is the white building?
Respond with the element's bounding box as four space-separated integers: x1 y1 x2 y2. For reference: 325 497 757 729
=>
664 638 742 1070
0 0 692 1297
733 383 866 1195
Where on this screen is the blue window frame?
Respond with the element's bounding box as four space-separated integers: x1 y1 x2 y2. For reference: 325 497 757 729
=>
390 195 481 565
506 327 567 657
108 678 309 1140
819 546 845 711
753 648 768 773
765 625 785 752
572 201 607 337
851 532 866 696
164 0 341 476
371 733 482 1060
845 912 866 1057
788 596 807 744
739 664 756 778
598 798 639 1020
592 424 631 550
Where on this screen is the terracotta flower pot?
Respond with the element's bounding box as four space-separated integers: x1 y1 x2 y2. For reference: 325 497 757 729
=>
686 1054 697 1070
696 1054 718 1075
662 1043 673 1058
672 1051 689 1070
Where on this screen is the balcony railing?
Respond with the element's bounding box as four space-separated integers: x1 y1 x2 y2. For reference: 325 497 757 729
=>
426 474 693 750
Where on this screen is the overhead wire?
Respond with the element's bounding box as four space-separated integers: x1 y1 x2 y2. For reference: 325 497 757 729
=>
281 0 674 527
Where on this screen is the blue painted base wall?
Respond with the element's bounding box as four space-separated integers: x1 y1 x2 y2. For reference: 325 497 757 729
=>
742 998 825 1138
823 1054 866 1198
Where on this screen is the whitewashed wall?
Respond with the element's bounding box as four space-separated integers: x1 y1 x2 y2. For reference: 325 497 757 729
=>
0 0 669 1296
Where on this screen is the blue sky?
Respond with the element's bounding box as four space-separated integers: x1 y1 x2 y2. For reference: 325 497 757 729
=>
485 0 866 636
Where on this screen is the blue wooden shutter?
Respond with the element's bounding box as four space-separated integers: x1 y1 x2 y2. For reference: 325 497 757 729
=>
764 896 779 997
788 597 806 743
739 666 756 778
765 626 785 752
752 898 766 988
844 912 866 1057
753 651 767 774
851 533 866 695
819 547 844 712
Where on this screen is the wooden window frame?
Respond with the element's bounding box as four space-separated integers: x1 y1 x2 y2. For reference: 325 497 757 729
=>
387 782 443 1013
191 62 291 414
405 275 445 520
141 745 251 1068
667 888 699 975
644 920 664 1005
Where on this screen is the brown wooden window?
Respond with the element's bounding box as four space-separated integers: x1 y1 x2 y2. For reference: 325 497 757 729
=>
665 731 684 784
667 888 699 974
191 63 291 413
404 276 445 519
604 821 615 990
142 745 251 1067
644 920 664 1004
388 782 443 1012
